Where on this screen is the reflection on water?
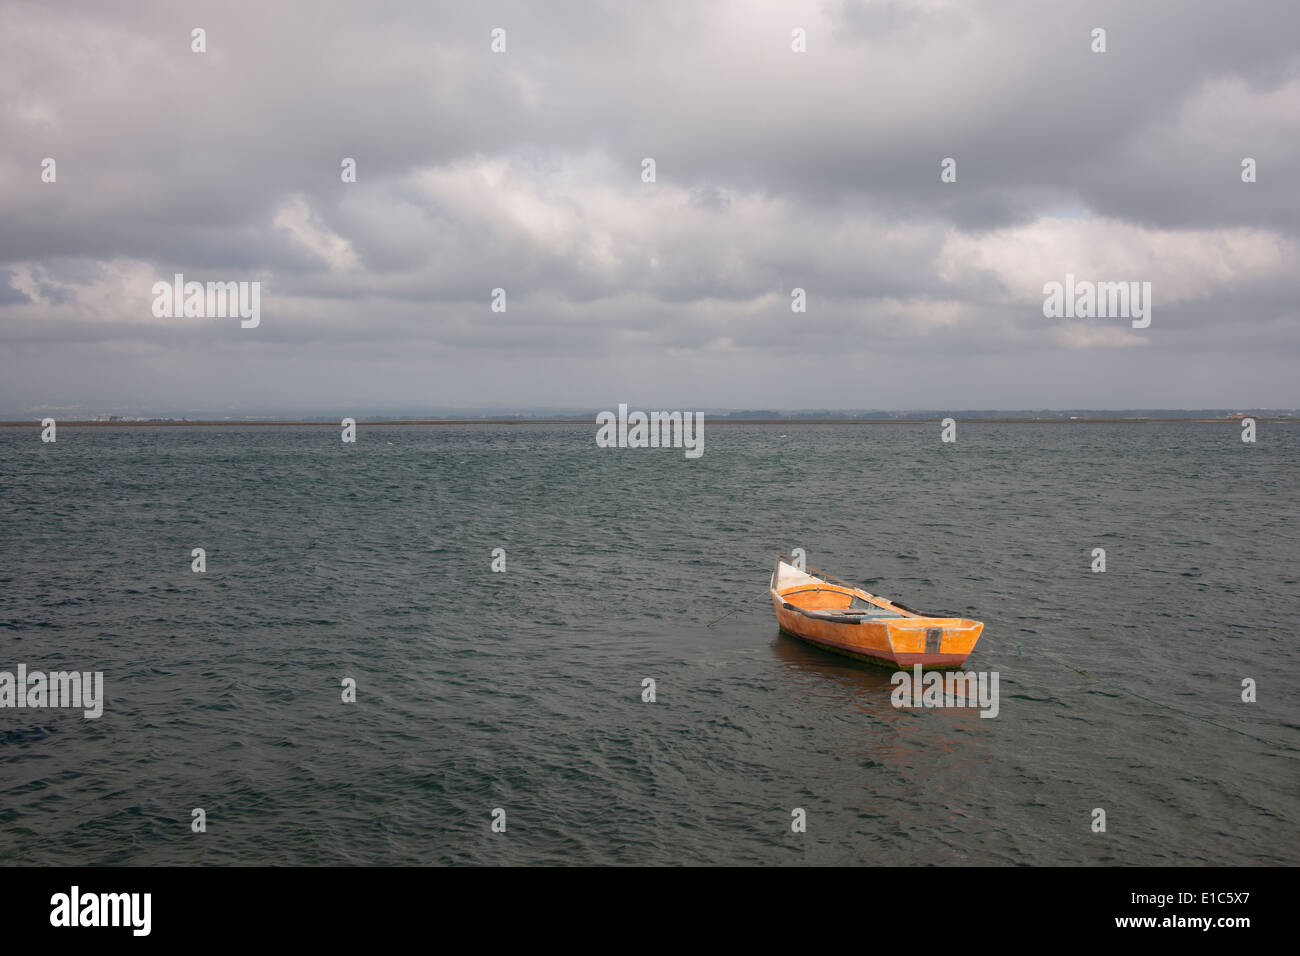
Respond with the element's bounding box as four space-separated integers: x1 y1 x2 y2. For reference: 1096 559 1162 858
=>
770 630 993 805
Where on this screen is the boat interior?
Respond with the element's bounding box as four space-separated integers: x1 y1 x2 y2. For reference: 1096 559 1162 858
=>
779 583 907 619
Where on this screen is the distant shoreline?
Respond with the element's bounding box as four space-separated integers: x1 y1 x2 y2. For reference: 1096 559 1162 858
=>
2 417 1289 427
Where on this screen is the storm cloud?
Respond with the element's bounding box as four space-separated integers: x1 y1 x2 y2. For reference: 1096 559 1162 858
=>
1 0 1297 414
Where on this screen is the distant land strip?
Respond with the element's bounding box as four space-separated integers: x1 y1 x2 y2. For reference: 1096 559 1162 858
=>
3 417 1292 427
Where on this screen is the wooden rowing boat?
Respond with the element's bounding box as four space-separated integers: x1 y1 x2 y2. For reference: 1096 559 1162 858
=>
769 555 983 668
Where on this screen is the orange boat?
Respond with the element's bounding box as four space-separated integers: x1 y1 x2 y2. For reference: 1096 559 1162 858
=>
770 555 983 668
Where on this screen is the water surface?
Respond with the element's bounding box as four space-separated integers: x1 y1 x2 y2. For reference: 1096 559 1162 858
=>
1 422 1296 865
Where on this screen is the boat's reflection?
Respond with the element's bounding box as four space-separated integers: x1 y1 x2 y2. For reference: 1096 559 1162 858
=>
769 630 991 792
770 629 899 702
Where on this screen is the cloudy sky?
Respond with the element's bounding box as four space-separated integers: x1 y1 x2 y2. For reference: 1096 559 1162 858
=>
2 0 1297 416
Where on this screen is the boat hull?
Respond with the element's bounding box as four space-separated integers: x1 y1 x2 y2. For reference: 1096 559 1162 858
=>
776 624 972 668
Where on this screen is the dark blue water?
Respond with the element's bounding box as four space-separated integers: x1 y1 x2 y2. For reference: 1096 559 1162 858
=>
1 422 1297 865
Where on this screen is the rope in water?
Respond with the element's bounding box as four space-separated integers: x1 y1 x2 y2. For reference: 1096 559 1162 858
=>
705 607 742 628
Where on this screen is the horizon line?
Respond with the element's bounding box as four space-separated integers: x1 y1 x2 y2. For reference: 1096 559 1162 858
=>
4 415 1292 428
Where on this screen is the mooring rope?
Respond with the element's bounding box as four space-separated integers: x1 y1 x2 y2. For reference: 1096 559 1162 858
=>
705 607 743 628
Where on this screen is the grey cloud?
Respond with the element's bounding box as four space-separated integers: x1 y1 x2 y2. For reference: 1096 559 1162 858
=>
0 0 1296 413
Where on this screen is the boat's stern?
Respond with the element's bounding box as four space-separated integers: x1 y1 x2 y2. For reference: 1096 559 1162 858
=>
884 617 983 668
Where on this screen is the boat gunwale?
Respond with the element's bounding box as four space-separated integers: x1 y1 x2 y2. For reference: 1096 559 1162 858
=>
770 554 980 629
770 553 917 618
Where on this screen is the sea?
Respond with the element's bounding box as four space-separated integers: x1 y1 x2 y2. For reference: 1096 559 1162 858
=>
1 421 1297 865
